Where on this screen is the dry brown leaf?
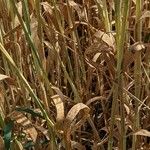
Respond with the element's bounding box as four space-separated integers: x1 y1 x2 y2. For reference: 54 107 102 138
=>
84 34 115 76
133 129 150 137
41 2 60 31
65 103 90 129
34 124 50 140
0 74 9 81
28 0 35 10
94 30 115 49
85 41 111 55
129 42 145 52
86 96 106 106
0 74 16 86
68 1 82 20
140 11 150 19
124 104 130 115
51 86 65 100
123 42 145 70
123 48 134 70
9 111 38 142
64 103 90 149
92 53 101 62
84 41 114 70
41 2 53 16
30 16 46 70
52 86 75 105
51 94 64 130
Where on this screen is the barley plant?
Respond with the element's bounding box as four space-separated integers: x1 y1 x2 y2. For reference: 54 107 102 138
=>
0 0 150 149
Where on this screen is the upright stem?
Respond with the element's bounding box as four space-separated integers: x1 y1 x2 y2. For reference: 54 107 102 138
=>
132 0 142 149
108 0 121 149
108 0 129 149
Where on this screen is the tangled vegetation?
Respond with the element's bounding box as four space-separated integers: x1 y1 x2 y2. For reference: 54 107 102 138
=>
0 0 150 149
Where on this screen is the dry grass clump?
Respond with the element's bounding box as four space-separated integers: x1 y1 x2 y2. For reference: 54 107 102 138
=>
0 0 150 149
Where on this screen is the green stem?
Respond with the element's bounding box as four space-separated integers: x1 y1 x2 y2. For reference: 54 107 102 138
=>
132 0 142 149
108 0 129 149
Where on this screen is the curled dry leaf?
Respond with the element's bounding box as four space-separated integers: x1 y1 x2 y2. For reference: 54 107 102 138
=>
84 42 111 68
51 86 65 100
68 0 82 21
133 129 150 137
63 103 90 149
51 94 64 131
123 42 145 70
84 40 115 77
8 111 37 143
84 30 115 73
86 96 106 106
140 11 150 19
41 2 53 17
92 53 101 62
94 30 115 50
52 86 75 105
129 42 145 53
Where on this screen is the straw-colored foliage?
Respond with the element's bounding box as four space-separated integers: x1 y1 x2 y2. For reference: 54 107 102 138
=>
0 0 150 149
